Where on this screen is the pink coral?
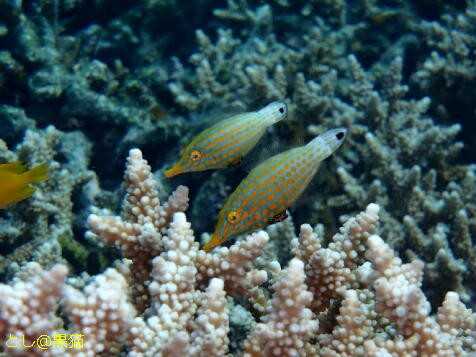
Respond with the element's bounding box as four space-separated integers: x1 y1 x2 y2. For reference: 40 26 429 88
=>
0 149 473 356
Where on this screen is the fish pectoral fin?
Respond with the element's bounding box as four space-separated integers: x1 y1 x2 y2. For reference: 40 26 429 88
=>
0 162 27 173
267 210 288 225
15 186 36 202
228 157 243 167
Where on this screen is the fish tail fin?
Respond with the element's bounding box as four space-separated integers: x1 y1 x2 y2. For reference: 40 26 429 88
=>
15 186 36 202
25 163 48 183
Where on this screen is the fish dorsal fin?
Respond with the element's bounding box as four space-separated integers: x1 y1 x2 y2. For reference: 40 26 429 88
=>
183 106 247 148
190 103 245 129
242 131 305 174
241 135 282 173
0 162 27 173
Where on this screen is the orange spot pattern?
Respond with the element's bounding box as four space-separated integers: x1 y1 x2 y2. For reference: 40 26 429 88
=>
211 138 329 247
169 107 282 176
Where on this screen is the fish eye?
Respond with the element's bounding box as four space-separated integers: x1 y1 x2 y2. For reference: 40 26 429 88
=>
336 132 345 140
190 150 202 162
227 210 239 225
279 107 284 114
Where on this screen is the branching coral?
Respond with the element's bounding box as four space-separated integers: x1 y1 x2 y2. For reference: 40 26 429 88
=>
243 258 319 356
0 0 475 355
87 149 268 313
0 262 135 357
293 203 380 314
0 262 67 356
125 212 232 356
0 125 95 276
1 149 472 356
165 0 476 308
87 148 190 311
333 55 476 304
361 234 473 355
413 1 476 138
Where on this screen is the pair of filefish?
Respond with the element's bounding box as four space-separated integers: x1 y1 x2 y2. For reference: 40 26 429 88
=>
166 102 347 252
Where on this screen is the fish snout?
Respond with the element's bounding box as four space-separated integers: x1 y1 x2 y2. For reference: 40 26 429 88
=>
203 232 221 252
165 165 182 178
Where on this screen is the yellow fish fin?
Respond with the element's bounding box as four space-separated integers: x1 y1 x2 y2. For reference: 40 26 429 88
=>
15 186 36 202
25 163 48 183
0 162 27 173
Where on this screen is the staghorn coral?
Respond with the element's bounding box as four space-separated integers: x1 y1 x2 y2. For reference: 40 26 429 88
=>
126 212 231 357
0 145 271 355
333 55 476 305
0 125 95 276
293 203 380 314
0 261 135 357
0 262 67 356
61 266 136 356
87 149 268 313
168 0 414 114
0 148 473 356
0 0 189 186
413 1 476 156
0 0 475 354
2 0 474 314
361 234 476 356
243 258 319 356
167 16 357 116
318 289 382 357
298 205 476 356
87 148 190 312
164 0 476 309
0 213 234 356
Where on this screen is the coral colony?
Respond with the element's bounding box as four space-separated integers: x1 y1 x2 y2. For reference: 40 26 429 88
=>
0 0 475 356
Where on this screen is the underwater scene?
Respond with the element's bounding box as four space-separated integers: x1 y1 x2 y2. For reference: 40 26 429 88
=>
0 0 475 355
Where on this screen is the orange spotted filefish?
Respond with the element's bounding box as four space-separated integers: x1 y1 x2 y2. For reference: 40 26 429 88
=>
165 102 287 178
203 128 347 252
0 162 48 208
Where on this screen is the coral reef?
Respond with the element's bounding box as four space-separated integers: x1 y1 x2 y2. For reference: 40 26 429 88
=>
167 1 476 306
413 1 476 154
333 56 476 305
0 149 473 356
1 1 474 300
0 125 96 276
87 148 190 311
0 0 475 355
243 258 319 356
0 0 189 182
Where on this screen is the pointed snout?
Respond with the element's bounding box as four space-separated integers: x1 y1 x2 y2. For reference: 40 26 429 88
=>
203 233 221 252
164 165 182 178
